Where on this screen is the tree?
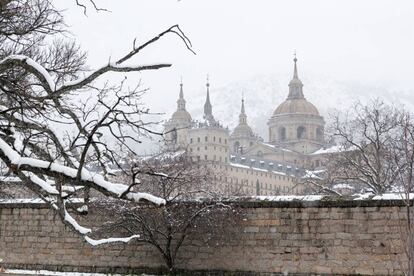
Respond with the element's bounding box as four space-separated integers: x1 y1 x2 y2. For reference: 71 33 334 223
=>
0 0 194 243
319 101 414 273
93 151 240 274
327 100 403 194
389 112 414 276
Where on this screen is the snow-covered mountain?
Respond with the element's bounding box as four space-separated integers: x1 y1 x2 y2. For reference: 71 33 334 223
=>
171 74 414 139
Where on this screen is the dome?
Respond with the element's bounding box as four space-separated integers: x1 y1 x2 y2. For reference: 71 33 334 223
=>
171 109 192 123
273 98 319 116
231 124 254 138
272 57 320 116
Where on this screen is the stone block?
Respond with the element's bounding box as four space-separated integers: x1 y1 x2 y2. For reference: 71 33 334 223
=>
355 267 374 275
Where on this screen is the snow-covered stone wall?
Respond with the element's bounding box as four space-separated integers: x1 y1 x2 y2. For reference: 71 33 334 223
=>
0 200 409 275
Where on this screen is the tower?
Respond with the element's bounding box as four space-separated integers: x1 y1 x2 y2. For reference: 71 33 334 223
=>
203 75 215 124
230 96 258 154
187 76 230 163
267 57 325 154
164 80 193 149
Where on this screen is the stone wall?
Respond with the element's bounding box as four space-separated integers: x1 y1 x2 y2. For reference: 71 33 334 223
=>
0 200 410 275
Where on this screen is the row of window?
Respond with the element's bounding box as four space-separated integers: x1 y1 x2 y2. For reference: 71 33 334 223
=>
190 136 227 144
192 155 228 163
190 146 228 153
214 175 292 193
231 167 290 182
211 164 292 182
275 126 324 141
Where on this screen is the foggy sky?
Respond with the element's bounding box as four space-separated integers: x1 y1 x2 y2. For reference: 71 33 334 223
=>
55 0 414 113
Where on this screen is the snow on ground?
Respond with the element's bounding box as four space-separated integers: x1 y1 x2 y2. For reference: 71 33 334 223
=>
332 183 355 190
353 193 414 200
0 176 21 182
2 193 414 205
3 269 156 276
253 195 325 201
0 198 85 204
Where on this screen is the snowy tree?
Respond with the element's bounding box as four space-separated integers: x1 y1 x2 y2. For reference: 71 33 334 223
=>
325 100 405 194
0 0 193 243
93 151 241 273
388 112 414 275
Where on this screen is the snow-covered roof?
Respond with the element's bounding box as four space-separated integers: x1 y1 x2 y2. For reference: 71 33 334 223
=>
229 162 287 176
310 145 345 155
260 142 293 152
332 183 355 190
302 169 325 180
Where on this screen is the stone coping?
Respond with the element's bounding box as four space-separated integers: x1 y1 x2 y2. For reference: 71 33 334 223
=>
0 197 412 209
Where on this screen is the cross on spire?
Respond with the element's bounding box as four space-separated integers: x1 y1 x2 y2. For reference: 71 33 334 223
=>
203 73 214 123
177 77 186 110
288 52 304 99
239 92 247 125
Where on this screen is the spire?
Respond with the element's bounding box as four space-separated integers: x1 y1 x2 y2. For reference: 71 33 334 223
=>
177 78 186 110
239 94 247 125
288 53 304 99
203 74 214 122
293 52 298 79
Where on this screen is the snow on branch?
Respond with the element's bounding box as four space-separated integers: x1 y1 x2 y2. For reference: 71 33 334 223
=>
0 15 194 247
0 25 194 99
0 137 165 205
84 235 140 246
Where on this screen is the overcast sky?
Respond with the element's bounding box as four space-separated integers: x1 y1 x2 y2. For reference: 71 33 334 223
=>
55 0 414 112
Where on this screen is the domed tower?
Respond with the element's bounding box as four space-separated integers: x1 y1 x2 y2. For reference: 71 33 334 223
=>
230 97 258 154
267 57 325 154
164 80 193 149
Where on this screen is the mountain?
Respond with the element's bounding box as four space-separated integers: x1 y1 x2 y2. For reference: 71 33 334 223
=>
171 74 414 139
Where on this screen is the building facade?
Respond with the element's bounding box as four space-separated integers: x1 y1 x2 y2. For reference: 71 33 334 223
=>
163 58 330 195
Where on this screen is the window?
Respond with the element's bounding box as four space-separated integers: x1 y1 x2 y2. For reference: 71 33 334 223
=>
297 126 306 139
219 137 222 143
205 136 208 142
204 155 208 160
214 136 216 142
197 137 200 142
205 146 207 150
279 127 286 141
190 138 193 143
316 127 324 141
234 141 240 153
